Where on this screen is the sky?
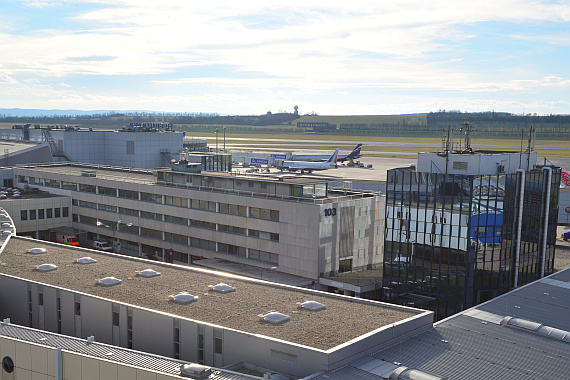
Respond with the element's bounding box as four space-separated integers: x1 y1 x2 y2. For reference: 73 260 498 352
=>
1 0 570 116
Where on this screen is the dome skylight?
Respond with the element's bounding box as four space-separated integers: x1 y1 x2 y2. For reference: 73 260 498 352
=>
208 283 236 293
297 300 326 311
258 312 290 324
137 269 160 278
27 248 47 254
77 257 97 264
36 263 58 272
169 293 198 304
98 277 122 286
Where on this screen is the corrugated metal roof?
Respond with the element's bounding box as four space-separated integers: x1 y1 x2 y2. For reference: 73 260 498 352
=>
305 267 570 380
0 322 258 380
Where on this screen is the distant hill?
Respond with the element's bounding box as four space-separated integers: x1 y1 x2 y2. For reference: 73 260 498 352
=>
0 108 120 117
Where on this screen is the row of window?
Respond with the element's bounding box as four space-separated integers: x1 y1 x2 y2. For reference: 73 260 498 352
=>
77 215 279 265
21 175 280 222
21 207 69 221
73 200 279 241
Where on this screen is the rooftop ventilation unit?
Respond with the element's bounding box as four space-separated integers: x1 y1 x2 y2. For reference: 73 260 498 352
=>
390 366 447 380
169 293 198 304
98 277 122 286
208 283 236 293
258 312 290 324
76 257 97 264
36 263 58 272
27 248 47 254
179 363 212 379
297 300 326 311
137 269 160 278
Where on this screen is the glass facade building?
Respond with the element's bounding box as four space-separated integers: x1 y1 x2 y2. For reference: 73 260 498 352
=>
382 166 560 319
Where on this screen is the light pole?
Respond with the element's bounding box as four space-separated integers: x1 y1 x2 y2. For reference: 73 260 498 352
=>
97 220 132 253
260 266 278 280
215 128 219 152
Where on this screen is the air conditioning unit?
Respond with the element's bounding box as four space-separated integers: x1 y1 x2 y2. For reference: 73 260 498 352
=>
180 364 212 379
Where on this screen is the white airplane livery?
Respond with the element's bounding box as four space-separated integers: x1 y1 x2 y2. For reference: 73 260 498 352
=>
283 148 339 173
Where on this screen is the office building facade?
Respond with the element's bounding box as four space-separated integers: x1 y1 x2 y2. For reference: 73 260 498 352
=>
383 151 561 319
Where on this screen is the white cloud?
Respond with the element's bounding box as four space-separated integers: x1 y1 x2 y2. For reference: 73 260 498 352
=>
1 0 570 113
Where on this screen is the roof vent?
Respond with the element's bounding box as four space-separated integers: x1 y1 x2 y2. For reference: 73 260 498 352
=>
297 300 326 311
169 293 198 304
501 316 570 342
98 277 122 286
208 283 236 293
258 312 290 324
179 363 212 379
137 269 160 278
27 248 47 254
36 263 58 272
77 257 97 264
390 366 447 380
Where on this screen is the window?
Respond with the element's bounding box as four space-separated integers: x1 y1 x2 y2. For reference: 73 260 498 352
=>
249 229 279 241
165 196 188 207
164 215 187 225
75 302 81 316
118 189 138 200
61 181 76 190
218 243 246 257
113 311 120 326
140 192 162 203
98 186 117 196
218 224 246 235
140 228 162 239
119 207 138 216
55 208 61 218
250 207 279 221
20 210 27 221
140 211 162 220
165 232 187 245
29 210 36 220
62 207 69 218
191 220 216 230
219 203 246 216
79 184 96 193
38 209 45 219
191 199 215 211
249 249 278 264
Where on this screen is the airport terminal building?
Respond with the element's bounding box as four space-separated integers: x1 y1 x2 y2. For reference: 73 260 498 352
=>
11 162 385 284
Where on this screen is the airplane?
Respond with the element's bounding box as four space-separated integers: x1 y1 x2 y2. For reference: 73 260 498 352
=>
282 148 339 173
337 143 363 163
293 143 363 162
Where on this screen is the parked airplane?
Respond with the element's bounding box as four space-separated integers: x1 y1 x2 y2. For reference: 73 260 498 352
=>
282 148 339 173
293 144 363 162
337 143 363 163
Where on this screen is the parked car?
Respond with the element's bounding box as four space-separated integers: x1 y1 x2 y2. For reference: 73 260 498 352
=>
93 240 112 251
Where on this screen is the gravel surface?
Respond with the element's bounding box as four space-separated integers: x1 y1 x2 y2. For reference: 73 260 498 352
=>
0 237 419 351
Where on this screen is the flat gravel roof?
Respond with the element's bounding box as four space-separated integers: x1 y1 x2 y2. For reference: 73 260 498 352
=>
0 237 420 350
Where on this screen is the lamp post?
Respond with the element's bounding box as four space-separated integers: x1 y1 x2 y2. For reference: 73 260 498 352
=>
97 220 132 253
260 266 278 280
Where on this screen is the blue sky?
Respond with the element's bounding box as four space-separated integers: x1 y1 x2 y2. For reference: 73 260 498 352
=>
1 0 570 115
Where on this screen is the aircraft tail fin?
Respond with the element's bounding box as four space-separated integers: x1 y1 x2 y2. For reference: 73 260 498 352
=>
327 148 340 164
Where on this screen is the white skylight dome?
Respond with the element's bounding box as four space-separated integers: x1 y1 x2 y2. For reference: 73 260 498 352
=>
98 277 122 286
258 312 290 324
208 283 236 293
169 292 198 304
76 257 97 264
297 300 326 311
36 263 58 272
27 248 47 254
137 269 160 278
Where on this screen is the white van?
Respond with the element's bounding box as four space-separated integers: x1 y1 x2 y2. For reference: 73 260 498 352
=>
93 241 112 251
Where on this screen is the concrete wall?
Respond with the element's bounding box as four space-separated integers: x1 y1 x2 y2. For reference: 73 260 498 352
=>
0 196 72 235
0 335 179 380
